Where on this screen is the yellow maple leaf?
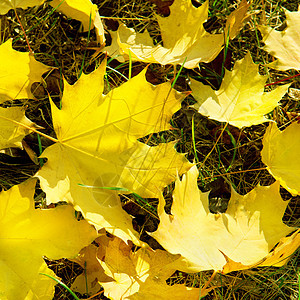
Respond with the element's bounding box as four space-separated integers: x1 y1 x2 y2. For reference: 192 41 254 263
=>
50 0 105 45
104 0 249 68
0 39 50 102
0 0 45 14
259 8 300 70
36 59 192 245
0 106 38 150
151 165 297 273
262 122 300 195
0 179 97 300
96 235 212 300
190 52 290 128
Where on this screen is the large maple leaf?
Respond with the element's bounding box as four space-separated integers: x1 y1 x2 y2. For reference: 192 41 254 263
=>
259 8 300 70
261 122 300 195
36 59 192 245
0 39 50 102
0 179 97 300
50 0 105 45
151 165 297 273
190 52 290 128
104 0 249 68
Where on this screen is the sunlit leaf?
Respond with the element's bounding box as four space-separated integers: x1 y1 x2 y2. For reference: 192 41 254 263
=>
190 52 289 128
151 165 296 273
0 179 97 299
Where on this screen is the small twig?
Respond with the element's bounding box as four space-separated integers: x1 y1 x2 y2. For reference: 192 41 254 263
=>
265 73 300 87
14 9 33 53
198 123 228 169
260 0 266 24
200 167 267 180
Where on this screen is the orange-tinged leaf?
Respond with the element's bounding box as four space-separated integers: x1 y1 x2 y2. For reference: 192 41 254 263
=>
0 179 97 300
257 229 300 267
222 229 300 273
0 106 38 150
190 52 290 128
36 59 192 245
50 0 105 44
71 245 102 294
105 0 249 68
0 39 50 102
71 233 111 295
97 236 207 300
262 122 300 195
151 165 296 273
259 8 300 70
0 0 45 14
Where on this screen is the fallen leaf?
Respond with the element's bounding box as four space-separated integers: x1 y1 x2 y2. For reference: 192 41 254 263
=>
70 230 111 295
36 59 192 245
151 165 296 273
259 8 300 70
22 139 40 164
50 0 105 45
222 229 300 273
0 179 97 300
104 0 249 68
71 244 103 295
261 122 300 195
0 106 38 150
98 235 210 300
190 52 290 128
0 39 50 102
257 229 300 267
288 88 300 100
0 0 45 14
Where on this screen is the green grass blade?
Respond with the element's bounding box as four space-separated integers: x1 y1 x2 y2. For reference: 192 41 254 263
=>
36 133 44 167
172 57 187 88
78 13 92 78
191 115 199 163
224 128 237 172
78 183 130 192
128 50 132 80
40 273 80 300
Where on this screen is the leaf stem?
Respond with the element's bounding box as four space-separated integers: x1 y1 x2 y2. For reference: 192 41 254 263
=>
0 115 58 143
199 270 217 299
86 290 104 299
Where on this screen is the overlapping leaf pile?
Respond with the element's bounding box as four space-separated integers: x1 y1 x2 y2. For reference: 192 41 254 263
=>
104 0 250 68
0 0 299 299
